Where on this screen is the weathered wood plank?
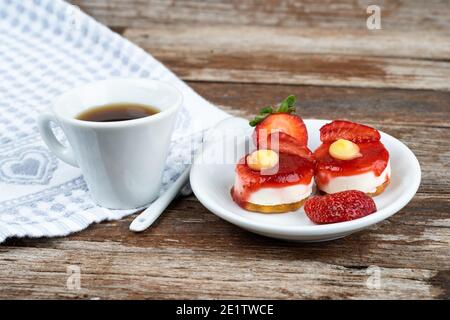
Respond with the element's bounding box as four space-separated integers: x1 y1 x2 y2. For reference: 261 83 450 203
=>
71 0 450 91
0 241 444 299
123 25 450 61
72 0 450 31
122 26 450 91
188 81 450 128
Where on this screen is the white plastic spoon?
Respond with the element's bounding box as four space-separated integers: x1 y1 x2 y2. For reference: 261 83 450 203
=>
129 165 191 232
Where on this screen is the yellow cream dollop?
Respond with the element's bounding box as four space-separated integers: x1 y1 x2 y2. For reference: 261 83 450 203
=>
329 139 362 160
247 149 279 171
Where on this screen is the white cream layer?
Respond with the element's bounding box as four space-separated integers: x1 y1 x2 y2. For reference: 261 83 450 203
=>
234 178 314 206
319 160 391 194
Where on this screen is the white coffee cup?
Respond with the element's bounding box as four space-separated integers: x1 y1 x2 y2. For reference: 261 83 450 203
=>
38 78 182 209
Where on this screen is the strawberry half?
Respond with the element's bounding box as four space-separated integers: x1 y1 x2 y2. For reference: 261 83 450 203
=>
304 190 377 224
254 113 308 148
320 120 380 143
265 132 314 162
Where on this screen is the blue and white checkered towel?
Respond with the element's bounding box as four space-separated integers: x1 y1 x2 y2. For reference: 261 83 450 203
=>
0 0 228 242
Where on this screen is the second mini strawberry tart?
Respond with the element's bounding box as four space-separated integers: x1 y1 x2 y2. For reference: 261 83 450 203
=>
314 120 390 196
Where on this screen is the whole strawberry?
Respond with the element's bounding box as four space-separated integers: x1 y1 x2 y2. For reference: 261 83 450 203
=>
304 190 376 224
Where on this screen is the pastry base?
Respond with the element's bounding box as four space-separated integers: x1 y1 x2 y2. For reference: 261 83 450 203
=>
240 198 308 213
366 179 390 196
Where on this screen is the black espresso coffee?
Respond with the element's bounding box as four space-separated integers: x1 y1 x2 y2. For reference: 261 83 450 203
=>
76 103 160 122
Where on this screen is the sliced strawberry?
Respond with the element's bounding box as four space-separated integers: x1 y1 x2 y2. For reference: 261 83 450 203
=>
254 113 308 147
320 120 380 143
265 132 314 162
304 190 377 224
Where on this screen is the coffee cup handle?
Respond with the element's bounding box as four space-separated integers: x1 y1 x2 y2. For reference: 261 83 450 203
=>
38 113 79 167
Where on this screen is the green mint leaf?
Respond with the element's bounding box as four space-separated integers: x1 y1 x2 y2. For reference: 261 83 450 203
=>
259 106 273 114
277 95 296 113
249 119 258 127
285 95 296 107
249 114 266 126
249 106 274 126
249 95 297 126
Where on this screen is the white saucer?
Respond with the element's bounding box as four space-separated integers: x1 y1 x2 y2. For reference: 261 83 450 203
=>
190 119 421 242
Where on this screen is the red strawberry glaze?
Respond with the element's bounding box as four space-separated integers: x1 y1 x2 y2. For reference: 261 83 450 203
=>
314 141 389 186
231 153 314 206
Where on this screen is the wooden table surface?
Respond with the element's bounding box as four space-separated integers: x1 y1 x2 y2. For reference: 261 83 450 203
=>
1 0 449 299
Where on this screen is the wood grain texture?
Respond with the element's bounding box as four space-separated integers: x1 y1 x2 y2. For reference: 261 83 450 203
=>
1 0 449 300
189 82 450 127
72 0 450 90
71 0 450 31
0 238 445 299
123 26 450 90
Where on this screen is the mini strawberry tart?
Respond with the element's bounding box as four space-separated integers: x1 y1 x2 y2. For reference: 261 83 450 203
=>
231 96 315 213
314 120 390 196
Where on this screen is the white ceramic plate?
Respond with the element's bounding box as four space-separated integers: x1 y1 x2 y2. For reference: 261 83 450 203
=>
190 119 421 242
